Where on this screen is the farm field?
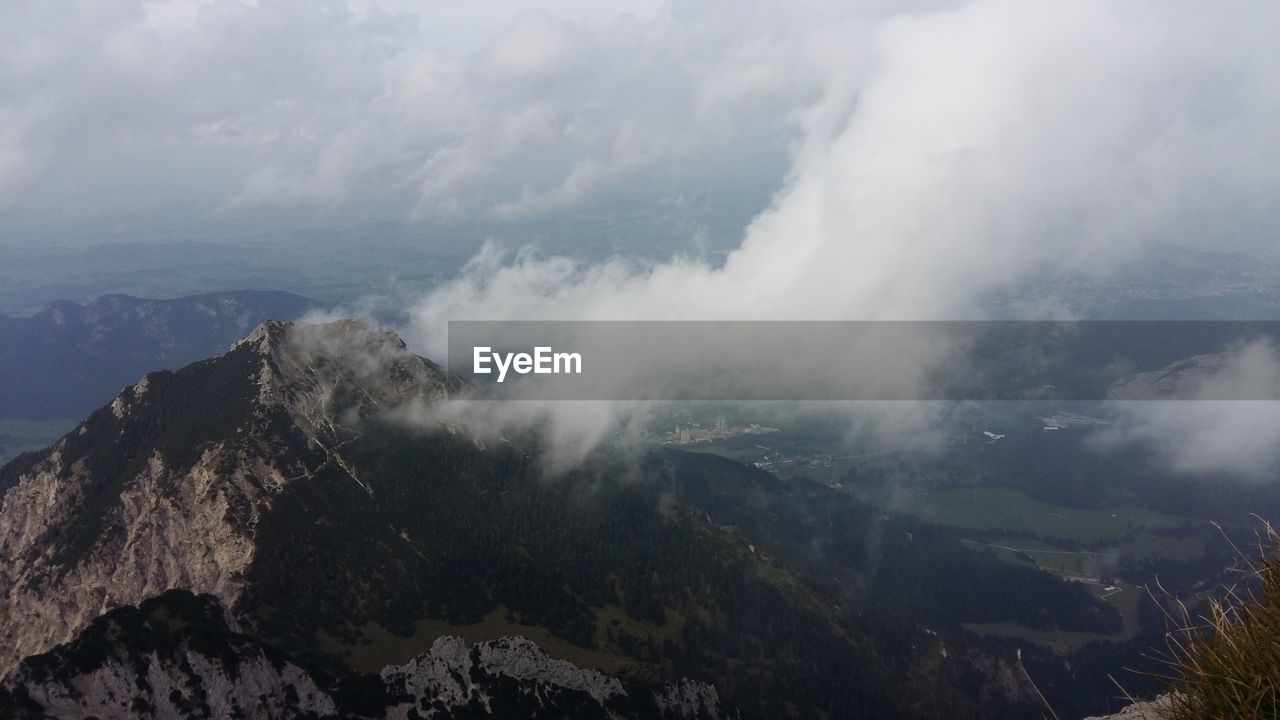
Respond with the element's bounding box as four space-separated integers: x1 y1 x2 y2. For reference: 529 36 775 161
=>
893 486 1185 544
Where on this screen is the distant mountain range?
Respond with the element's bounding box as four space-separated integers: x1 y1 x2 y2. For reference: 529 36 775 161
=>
0 290 327 422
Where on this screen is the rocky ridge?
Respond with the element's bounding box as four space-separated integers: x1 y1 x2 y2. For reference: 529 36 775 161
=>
0 590 726 719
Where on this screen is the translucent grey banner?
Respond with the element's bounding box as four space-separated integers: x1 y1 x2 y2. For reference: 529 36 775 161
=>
446 321 1280 401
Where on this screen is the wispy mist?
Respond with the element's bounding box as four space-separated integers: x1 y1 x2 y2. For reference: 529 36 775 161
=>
390 1 1280 470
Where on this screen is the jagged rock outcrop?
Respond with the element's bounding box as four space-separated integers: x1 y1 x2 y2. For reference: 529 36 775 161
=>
0 590 727 720
1083 695 1172 720
0 591 336 719
651 679 724 719
381 635 626 710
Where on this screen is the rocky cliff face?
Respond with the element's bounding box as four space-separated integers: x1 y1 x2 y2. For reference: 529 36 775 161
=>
0 432 264 677
0 320 451 675
381 635 626 709
1082 695 1172 720
0 590 726 720
0 592 336 719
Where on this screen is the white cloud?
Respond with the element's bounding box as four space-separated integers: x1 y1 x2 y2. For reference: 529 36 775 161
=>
389 0 1280 461
0 0 846 222
408 0 1280 334
1095 341 1280 479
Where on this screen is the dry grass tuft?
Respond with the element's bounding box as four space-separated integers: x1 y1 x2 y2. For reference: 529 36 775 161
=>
1142 521 1280 720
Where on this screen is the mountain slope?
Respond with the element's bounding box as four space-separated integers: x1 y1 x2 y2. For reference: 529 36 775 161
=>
0 319 1120 718
0 319 446 674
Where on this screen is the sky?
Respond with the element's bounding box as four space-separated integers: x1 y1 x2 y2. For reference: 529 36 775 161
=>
7 0 1280 475
1 0 818 226
404 0 1280 328
4 1 1276 248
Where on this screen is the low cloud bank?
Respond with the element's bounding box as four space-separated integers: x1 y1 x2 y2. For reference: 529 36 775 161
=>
394 1 1280 473
1093 341 1280 480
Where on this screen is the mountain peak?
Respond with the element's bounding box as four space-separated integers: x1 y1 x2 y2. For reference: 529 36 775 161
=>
236 318 455 428
0 318 453 675
235 317 402 358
